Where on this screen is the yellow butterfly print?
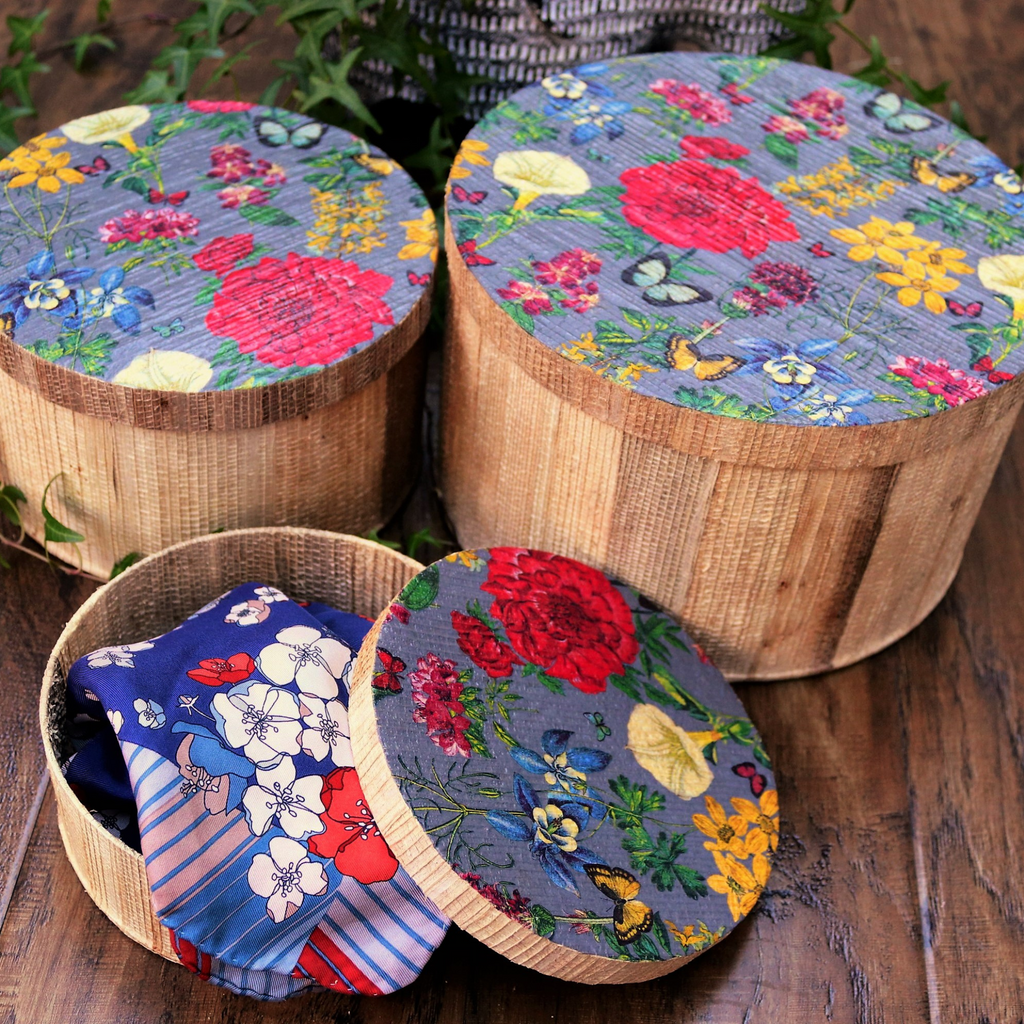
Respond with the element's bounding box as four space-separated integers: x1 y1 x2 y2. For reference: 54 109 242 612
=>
584 865 654 944
910 156 977 194
666 334 745 380
627 703 714 799
354 153 397 176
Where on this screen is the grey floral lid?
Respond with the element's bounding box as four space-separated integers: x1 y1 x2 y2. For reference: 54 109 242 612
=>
448 53 1024 425
0 102 435 391
366 548 777 965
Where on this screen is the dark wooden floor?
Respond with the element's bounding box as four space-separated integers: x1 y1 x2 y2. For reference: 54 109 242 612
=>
2 1 1024 1021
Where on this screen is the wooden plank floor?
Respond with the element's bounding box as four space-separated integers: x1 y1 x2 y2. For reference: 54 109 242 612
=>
2 0 1024 1020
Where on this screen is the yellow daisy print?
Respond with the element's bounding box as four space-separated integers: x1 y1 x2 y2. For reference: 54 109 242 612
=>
692 795 749 857
398 208 439 262
731 789 780 854
444 550 485 570
0 134 85 193
829 217 926 264
905 240 974 278
708 850 771 922
450 138 490 180
876 259 961 314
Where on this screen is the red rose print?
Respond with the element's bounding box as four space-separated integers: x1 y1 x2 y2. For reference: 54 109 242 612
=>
481 548 639 694
193 233 254 277
409 653 472 757
678 135 749 161
186 652 255 686
205 253 394 369
188 100 254 113
619 159 801 259
307 767 399 884
451 610 521 678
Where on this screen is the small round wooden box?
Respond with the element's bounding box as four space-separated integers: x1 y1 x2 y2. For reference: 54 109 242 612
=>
0 103 436 577
39 527 422 960
441 53 1024 679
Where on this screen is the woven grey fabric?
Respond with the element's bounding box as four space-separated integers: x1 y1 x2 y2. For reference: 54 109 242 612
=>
350 0 805 117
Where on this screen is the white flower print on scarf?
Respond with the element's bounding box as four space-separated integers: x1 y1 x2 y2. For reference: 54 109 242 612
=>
257 625 352 700
86 642 154 669
247 836 328 923
300 696 353 766
242 755 326 840
212 680 302 767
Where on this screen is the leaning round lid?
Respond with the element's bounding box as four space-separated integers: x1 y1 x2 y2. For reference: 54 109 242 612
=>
447 53 1024 426
350 547 777 982
0 102 434 412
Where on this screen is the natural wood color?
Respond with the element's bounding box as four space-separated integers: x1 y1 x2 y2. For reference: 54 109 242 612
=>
37 527 424 964
0 300 429 578
441 218 1024 680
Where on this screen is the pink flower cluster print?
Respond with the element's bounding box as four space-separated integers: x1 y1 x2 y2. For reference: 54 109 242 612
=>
409 653 472 757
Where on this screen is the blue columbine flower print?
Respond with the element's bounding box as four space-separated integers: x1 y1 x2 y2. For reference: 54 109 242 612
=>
486 774 605 894
734 337 852 397
794 387 875 425
540 64 613 103
0 249 93 327
509 729 612 801
80 266 156 335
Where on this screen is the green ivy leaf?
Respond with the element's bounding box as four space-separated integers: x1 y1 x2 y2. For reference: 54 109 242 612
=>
109 552 142 579
0 484 25 528
41 475 85 546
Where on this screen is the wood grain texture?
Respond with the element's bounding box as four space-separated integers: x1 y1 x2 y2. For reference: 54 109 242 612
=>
36 527 424 965
1 0 1024 1020
0 322 429 579
441 216 1024 680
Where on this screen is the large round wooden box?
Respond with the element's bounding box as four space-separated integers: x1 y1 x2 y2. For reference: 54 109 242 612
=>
0 103 436 577
441 54 1024 679
39 527 423 960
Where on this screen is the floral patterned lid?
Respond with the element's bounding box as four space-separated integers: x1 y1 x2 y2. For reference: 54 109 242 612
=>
0 102 436 391
359 548 777 968
448 54 1024 425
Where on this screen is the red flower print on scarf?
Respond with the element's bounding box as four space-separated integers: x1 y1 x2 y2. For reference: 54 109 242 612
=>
186 652 256 686
307 767 399 884
619 159 800 259
193 233 254 277
481 548 639 694
409 653 472 757
205 253 394 369
450 610 521 679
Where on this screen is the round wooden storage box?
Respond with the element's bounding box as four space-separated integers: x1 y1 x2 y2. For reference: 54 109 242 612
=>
350 547 778 983
0 103 437 578
39 527 423 960
441 53 1024 679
